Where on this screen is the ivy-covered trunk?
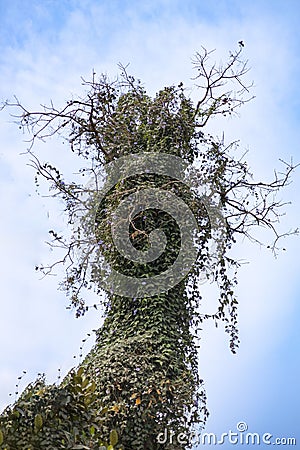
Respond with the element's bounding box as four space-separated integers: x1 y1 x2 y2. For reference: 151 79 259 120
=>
81 288 202 449
77 99 209 448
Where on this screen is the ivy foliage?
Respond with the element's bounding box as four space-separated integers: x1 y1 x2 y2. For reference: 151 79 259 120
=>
0 368 119 449
0 44 297 449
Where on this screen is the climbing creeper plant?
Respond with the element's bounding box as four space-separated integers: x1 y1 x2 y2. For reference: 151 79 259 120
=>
0 44 297 449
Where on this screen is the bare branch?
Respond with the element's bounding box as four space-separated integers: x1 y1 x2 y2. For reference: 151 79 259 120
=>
191 44 254 125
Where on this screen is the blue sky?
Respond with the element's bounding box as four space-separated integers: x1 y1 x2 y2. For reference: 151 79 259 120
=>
0 0 300 448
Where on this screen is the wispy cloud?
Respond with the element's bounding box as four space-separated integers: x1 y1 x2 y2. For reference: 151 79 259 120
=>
0 1 299 443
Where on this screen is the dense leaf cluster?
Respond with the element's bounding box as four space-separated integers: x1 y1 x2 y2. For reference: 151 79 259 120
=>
0 368 119 449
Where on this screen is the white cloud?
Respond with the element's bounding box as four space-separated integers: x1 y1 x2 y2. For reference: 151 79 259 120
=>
0 1 299 439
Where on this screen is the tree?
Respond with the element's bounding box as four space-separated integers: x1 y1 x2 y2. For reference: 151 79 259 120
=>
0 44 297 449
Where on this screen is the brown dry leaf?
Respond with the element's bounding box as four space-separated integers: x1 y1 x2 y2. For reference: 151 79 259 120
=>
130 393 138 400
